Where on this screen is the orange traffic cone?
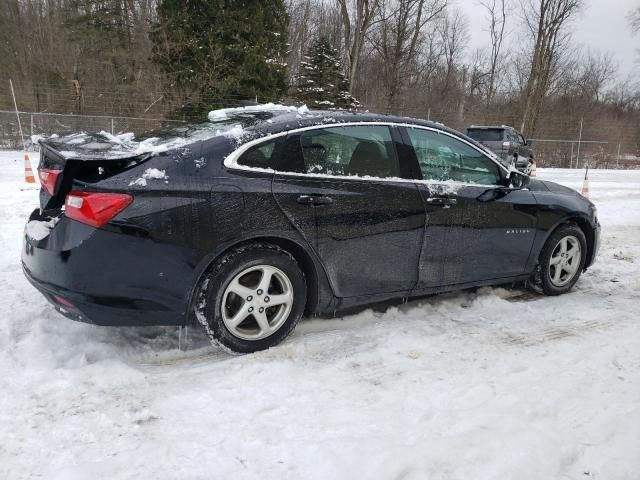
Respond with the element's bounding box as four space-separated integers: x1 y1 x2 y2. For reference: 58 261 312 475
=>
581 167 589 198
24 153 36 184
529 159 537 177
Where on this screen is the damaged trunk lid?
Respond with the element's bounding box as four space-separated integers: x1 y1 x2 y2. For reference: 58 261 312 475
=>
37 133 152 211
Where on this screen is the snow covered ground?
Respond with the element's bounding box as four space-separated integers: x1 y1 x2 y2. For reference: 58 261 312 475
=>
0 150 639 480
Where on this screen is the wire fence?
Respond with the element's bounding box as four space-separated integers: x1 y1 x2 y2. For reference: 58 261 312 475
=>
2 78 639 167
0 110 185 150
1 108 638 169
526 139 627 170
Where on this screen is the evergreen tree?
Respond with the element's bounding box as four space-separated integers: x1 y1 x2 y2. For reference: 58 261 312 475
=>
152 0 289 119
295 37 360 110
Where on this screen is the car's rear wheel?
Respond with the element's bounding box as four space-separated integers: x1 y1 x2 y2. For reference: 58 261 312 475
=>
195 244 306 354
530 224 587 295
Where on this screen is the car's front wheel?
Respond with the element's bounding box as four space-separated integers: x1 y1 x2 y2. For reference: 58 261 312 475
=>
195 244 306 354
531 224 587 295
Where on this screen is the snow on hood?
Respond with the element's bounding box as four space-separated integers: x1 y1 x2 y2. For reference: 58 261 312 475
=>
207 103 310 121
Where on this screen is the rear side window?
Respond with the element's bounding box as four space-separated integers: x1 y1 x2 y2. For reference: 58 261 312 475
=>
237 139 278 169
407 128 502 185
467 129 504 142
277 126 399 178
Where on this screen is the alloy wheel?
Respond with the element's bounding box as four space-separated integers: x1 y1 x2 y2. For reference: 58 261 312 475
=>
548 235 582 287
221 265 294 341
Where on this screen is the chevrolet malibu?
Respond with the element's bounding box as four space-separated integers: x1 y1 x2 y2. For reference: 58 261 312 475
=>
22 106 600 353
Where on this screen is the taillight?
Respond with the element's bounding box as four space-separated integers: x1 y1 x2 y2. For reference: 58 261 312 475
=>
38 169 62 195
52 294 75 308
65 191 133 228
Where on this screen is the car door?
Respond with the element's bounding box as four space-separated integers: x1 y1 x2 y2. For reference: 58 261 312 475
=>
268 124 426 298
401 126 538 288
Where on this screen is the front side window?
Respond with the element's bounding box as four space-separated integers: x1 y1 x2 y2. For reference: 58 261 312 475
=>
406 128 502 185
278 125 399 178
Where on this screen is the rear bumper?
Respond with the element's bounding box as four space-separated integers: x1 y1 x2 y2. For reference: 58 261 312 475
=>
22 210 195 326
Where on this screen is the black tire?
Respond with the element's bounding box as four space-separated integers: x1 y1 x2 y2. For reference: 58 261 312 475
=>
530 224 587 296
194 243 306 354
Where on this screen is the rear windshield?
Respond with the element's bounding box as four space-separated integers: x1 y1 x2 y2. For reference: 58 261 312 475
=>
467 129 504 142
136 116 264 147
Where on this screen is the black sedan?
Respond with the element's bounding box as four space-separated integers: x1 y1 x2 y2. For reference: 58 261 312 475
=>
22 106 600 353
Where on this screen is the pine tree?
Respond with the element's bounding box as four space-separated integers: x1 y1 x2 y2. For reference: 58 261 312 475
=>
295 37 360 110
152 0 289 119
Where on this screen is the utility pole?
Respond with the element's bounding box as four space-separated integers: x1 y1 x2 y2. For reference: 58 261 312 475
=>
575 118 583 169
570 142 575 169
9 79 26 149
617 143 621 169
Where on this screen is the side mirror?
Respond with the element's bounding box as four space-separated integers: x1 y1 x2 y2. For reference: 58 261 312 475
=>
508 170 531 189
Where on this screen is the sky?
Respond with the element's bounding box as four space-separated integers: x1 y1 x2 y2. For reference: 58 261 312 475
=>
459 0 639 80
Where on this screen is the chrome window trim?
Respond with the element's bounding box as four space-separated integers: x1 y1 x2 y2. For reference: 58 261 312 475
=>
223 121 511 187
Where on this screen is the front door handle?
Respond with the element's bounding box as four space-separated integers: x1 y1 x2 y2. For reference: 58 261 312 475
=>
297 194 333 206
426 197 457 207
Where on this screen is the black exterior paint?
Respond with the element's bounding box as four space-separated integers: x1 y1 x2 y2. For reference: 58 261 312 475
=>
22 110 600 326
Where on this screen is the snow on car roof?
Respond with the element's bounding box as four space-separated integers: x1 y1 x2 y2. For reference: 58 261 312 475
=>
468 125 514 130
207 103 310 121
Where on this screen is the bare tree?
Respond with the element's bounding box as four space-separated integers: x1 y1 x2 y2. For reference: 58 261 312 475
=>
438 7 469 92
370 0 447 111
337 0 381 92
479 0 508 102
520 0 584 135
576 50 617 103
468 47 490 97
629 6 640 33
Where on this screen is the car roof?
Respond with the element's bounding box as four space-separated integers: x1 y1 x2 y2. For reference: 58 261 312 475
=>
208 104 463 138
467 125 515 131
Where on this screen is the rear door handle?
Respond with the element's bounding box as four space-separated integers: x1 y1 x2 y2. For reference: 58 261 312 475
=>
297 194 333 206
427 197 457 207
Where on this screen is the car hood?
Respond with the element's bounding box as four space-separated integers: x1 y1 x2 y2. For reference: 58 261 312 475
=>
531 179 594 204
535 179 578 195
